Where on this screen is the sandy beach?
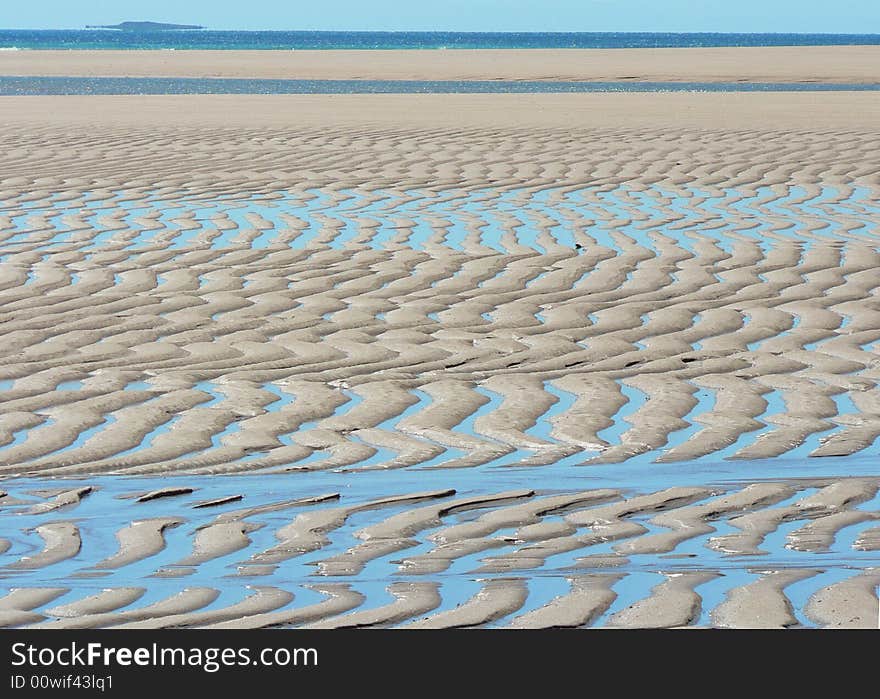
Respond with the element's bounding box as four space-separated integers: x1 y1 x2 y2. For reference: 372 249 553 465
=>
0 48 878 628
1 46 879 82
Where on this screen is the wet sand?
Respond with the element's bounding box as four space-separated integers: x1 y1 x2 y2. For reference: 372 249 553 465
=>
2 46 878 83
0 74 878 627
0 92 877 476
0 475 877 628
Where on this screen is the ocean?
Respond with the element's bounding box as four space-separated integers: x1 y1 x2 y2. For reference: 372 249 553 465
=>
1 30 879 50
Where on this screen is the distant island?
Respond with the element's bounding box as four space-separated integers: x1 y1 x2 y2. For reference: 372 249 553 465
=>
86 21 205 31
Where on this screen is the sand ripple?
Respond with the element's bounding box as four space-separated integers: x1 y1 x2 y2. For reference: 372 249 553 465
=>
0 107 878 626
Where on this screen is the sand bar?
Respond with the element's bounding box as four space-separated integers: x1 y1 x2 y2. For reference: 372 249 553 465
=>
1 47 878 83
2 93 879 132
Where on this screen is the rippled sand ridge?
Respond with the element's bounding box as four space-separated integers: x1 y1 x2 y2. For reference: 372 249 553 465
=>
0 88 878 627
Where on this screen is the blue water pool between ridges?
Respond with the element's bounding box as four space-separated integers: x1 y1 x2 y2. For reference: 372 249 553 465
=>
4 182 878 256
1 445 879 624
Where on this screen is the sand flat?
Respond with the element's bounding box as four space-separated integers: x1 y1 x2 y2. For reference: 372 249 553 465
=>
0 71 878 627
1 91 878 132
0 478 877 628
1 46 879 82
0 92 877 478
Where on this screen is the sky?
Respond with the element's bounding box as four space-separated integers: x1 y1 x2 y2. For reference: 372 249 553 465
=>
2 0 878 33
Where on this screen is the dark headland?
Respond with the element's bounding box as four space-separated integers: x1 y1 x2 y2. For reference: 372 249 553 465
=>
86 21 205 31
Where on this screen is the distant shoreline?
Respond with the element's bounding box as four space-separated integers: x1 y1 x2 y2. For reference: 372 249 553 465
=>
85 21 205 31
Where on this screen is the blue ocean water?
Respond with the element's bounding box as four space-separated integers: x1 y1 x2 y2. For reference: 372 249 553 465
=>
0 30 878 50
3 77 878 95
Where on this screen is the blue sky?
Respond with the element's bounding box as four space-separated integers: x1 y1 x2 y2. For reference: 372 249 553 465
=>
3 1 878 32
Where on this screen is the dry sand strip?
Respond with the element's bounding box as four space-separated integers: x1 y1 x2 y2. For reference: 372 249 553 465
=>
508 574 622 629
0 588 68 628
805 569 880 628
304 582 442 629
200 584 366 629
2 47 878 83
3 93 879 132
43 588 147 618
110 587 296 629
90 518 184 570
711 570 818 628
606 572 719 629
6 523 81 570
30 588 221 629
403 578 528 629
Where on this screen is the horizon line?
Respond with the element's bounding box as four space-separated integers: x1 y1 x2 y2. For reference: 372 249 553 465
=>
3 28 880 35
